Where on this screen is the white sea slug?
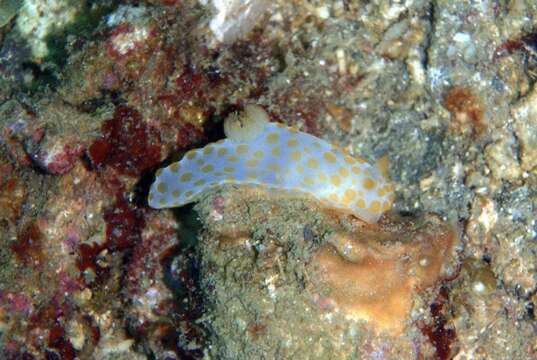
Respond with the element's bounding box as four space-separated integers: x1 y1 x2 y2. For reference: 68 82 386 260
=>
149 105 394 223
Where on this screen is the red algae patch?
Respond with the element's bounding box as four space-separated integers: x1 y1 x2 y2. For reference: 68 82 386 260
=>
77 193 146 285
493 32 537 61
36 141 85 175
0 175 26 224
11 221 44 267
442 87 485 136
103 194 145 250
88 105 161 177
312 214 458 335
418 286 457 360
48 322 76 360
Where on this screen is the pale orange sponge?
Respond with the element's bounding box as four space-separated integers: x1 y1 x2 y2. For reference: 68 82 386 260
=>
312 214 458 335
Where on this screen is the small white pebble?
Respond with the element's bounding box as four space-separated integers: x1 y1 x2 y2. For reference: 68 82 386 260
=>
317 5 330 19
473 281 486 293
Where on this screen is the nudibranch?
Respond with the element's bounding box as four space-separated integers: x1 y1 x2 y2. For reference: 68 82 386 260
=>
149 105 394 223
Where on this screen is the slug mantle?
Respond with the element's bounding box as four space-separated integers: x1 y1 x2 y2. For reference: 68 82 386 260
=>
149 105 394 223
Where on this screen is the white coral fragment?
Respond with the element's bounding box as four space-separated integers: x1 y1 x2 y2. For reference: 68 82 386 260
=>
207 0 269 44
16 0 81 59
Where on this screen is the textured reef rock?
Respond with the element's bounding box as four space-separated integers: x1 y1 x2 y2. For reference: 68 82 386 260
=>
194 189 459 359
1 0 537 359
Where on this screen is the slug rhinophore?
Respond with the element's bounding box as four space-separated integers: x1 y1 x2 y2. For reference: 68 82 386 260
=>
149 105 394 223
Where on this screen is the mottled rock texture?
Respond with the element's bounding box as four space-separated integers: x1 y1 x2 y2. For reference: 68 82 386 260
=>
0 0 536 359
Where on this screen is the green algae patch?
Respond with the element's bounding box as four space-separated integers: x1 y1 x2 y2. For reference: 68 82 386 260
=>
42 1 118 66
0 0 22 28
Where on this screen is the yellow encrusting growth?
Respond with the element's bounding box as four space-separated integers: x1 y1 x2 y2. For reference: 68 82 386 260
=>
149 105 395 223
313 215 457 334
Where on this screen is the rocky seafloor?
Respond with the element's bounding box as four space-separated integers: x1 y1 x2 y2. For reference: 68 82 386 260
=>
0 0 536 359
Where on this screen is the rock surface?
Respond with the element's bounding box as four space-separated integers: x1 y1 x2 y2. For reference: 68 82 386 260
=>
0 0 536 359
